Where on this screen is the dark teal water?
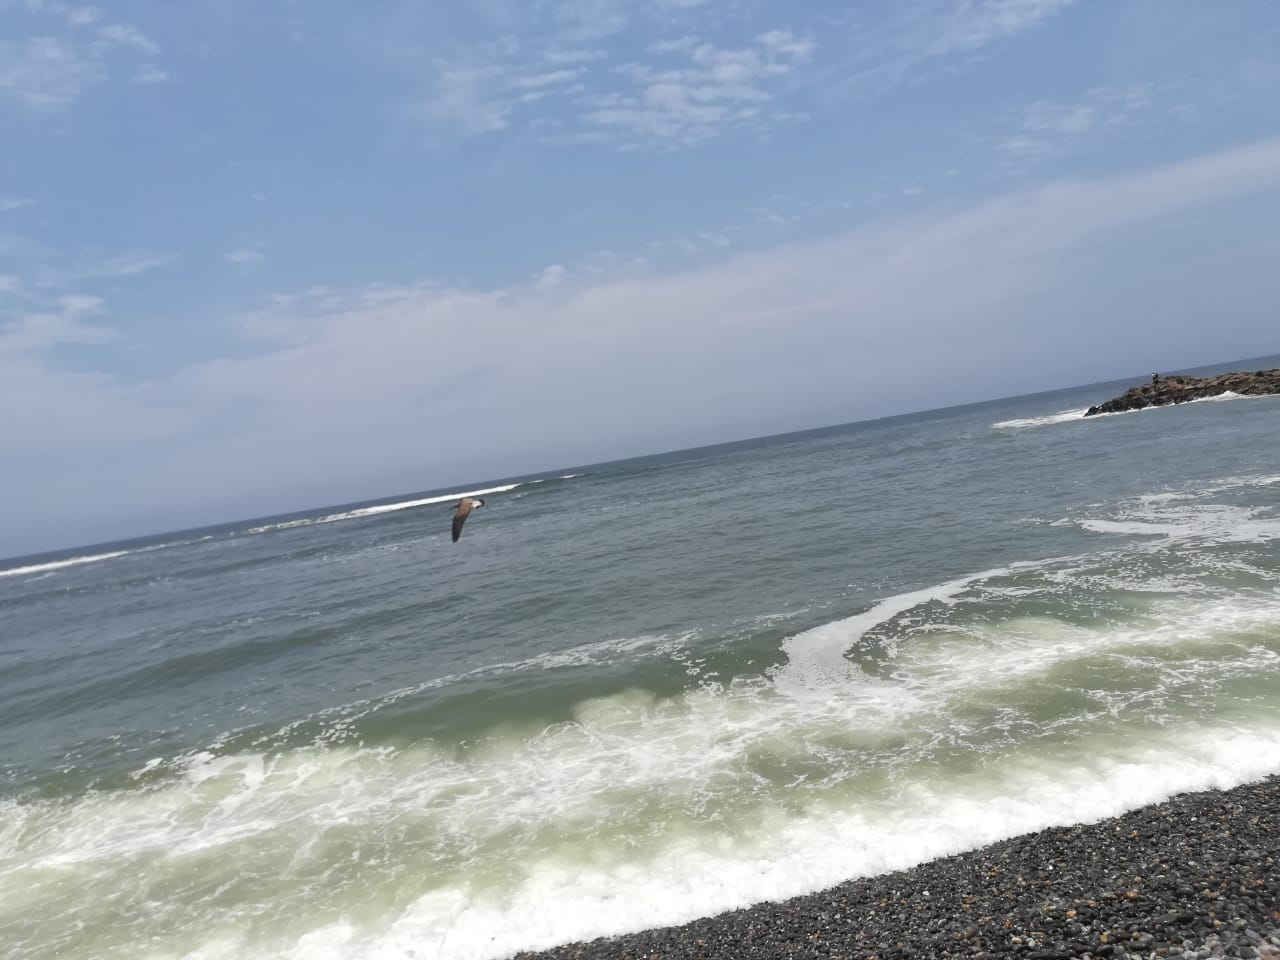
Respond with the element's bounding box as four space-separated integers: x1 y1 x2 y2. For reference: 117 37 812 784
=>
3 359 1279 959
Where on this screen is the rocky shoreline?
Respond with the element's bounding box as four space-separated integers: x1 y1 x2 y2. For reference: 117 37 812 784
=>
513 775 1280 960
1084 370 1280 417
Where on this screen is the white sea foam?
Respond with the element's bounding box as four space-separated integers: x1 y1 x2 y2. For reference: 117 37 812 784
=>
5 667 1278 960
992 408 1088 429
0 549 129 579
773 572 995 693
1078 499 1280 545
354 729 1280 960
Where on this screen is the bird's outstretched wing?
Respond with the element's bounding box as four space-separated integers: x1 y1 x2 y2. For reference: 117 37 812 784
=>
451 501 471 542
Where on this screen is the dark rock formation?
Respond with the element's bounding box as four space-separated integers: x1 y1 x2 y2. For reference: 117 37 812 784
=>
1084 370 1280 417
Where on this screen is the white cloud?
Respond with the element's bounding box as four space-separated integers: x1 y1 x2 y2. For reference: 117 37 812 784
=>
543 48 609 66
553 0 629 42
134 64 168 84
0 245 175 305
0 36 99 109
411 0 1074 149
581 32 813 145
536 263 566 291
80 250 177 278
998 85 1155 165
407 4 819 148
0 293 116 352
0 4 163 111
57 293 101 311
933 0 1077 56
65 6 100 28
225 248 266 268
0 196 34 213
96 22 159 56
418 63 511 134
513 68 582 90
823 0 1076 98
648 36 697 56
756 29 814 60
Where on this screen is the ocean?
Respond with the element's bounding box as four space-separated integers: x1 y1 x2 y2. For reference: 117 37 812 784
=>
3 358 1279 960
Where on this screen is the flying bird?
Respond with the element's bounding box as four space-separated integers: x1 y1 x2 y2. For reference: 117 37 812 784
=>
450 497 485 542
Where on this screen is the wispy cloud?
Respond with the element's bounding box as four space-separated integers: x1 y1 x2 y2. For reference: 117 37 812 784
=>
225 248 265 268
543 48 609 66
417 63 513 135
409 5 817 145
410 1 1077 150
535 263 566 292
0 196 34 213
578 30 813 146
64 6 101 28
0 36 99 109
0 2 164 111
996 85 1157 168
551 0 630 43
513 68 584 91
820 0 1077 99
0 241 175 307
79 250 178 279
95 22 159 56
933 0 1077 56
134 64 168 84
0 293 117 352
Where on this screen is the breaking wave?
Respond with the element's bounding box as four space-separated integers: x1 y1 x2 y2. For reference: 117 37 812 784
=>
0 550 131 579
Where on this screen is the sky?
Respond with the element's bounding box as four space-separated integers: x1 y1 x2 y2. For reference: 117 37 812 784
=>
2 0 1280 556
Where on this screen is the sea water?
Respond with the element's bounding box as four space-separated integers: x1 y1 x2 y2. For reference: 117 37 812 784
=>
2 358 1279 959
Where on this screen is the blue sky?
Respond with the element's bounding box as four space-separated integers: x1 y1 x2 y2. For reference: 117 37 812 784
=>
3 0 1280 555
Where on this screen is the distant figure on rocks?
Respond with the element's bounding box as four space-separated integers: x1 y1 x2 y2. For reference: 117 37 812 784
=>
1152 373 1160 384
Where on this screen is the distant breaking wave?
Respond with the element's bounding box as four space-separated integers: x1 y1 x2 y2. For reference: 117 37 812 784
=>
244 484 522 534
3 475 587 576
992 409 1088 430
993 389 1274 431
0 550 131 579
242 475 585 535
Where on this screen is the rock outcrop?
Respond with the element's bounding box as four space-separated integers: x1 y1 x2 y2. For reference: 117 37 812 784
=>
1084 369 1280 417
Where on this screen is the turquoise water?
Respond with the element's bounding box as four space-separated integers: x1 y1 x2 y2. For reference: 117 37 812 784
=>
3 359 1280 959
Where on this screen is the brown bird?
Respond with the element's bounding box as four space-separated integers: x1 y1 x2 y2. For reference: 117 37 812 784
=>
450 497 485 542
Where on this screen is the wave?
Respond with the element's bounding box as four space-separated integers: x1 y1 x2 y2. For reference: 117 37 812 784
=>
7 571 1279 958
1073 484 1280 545
992 389 1279 430
2 475 585 580
244 473 588 535
0 550 130 579
244 483 524 535
992 408 1088 430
